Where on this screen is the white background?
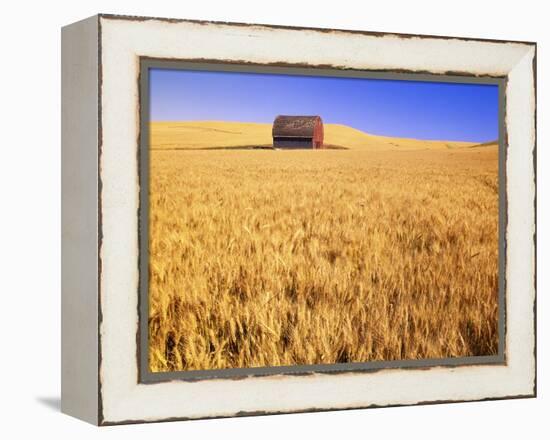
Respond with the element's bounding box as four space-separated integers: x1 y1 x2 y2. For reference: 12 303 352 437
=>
0 0 546 437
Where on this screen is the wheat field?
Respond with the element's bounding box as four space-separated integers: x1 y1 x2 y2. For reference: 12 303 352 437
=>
148 122 499 372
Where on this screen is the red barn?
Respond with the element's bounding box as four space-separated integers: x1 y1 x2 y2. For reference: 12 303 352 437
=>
272 115 324 149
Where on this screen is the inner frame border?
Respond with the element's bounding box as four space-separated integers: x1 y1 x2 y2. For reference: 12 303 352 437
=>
137 58 507 384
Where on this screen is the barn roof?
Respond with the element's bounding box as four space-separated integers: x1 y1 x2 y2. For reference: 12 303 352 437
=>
272 115 322 138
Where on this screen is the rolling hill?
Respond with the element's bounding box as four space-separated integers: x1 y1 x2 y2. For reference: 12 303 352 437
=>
149 121 485 151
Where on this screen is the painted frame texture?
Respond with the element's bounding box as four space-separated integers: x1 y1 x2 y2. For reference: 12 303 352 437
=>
61 13 536 425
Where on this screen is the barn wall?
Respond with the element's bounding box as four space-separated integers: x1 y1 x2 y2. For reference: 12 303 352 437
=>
314 119 324 148
273 137 314 148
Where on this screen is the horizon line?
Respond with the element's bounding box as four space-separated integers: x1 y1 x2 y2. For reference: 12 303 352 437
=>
149 119 499 144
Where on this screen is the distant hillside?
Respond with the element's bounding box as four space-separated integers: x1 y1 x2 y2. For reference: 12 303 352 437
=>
150 121 272 150
322 124 477 151
150 121 480 151
468 140 499 148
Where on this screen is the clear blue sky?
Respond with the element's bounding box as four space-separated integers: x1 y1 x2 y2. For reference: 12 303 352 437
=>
149 68 498 142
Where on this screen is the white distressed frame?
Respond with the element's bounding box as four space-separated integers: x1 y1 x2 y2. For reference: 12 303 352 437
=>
62 14 536 425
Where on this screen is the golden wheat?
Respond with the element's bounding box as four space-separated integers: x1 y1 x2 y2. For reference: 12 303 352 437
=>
148 146 499 372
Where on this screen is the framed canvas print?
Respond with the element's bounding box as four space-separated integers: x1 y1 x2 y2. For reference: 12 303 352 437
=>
61 14 537 425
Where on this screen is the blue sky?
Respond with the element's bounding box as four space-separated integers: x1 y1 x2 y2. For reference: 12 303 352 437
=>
149 68 499 142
